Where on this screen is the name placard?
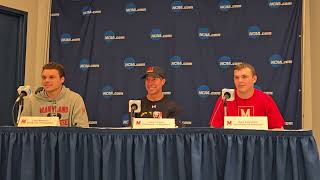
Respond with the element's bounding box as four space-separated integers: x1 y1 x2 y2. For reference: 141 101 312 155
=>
132 118 176 129
18 116 60 127
224 116 268 130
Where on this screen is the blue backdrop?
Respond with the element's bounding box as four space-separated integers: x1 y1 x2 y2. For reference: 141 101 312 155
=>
49 0 302 128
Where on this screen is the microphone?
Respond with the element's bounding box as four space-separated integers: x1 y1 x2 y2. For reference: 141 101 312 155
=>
221 88 235 102
221 88 234 117
15 86 32 103
128 100 141 127
210 88 235 127
223 92 231 101
128 100 141 113
35 87 44 94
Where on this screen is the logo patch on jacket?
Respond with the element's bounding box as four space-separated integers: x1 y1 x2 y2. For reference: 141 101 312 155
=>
40 106 69 113
238 106 254 116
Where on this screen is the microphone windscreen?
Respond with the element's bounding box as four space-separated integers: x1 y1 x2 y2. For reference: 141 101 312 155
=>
35 87 44 94
224 92 231 99
131 104 138 110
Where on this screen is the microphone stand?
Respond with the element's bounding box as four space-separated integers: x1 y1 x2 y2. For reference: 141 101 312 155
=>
130 108 135 128
12 99 24 126
223 99 227 117
222 92 231 117
12 89 29 126
16 101 23 125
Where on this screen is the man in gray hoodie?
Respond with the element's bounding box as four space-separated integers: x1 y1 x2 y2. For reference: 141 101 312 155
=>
21 62 89 127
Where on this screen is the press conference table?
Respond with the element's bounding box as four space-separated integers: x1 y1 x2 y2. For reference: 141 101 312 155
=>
0 127 319 180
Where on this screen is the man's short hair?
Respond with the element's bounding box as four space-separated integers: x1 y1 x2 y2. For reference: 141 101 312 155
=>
234 63 256 76
42 62 65 78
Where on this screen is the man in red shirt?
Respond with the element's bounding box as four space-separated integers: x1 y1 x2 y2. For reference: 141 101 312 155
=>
209 63 285 129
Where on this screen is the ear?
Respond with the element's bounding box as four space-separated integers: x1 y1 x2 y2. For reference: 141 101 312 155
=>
253 75 257 83
161 78 166 86
61 76 65 84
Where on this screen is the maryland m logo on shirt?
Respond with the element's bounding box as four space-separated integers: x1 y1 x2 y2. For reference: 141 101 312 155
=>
237 106 254 116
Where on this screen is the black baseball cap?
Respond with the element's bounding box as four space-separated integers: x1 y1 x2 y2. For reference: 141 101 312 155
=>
141 66 165 79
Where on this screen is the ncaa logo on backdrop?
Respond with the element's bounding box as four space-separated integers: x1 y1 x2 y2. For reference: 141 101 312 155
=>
170 56 193 68
254 85 274 95
60 33 80 45
102 85 124 99
82 6 102 16
124 57 146 70
219 0 242 12
268 54 292 68
51 12 60 17
104 31 126 43
268 0 293 8
122 114 130 126
217 56 243 70
197 85 220 98
248 26 272 39
285 121 294 126
125 3 147 15
171 1 194 13
79 58 100 71
198 28 221 40
150 28 173 40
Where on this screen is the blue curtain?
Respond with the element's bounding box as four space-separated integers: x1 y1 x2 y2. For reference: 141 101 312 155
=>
49 0 302 128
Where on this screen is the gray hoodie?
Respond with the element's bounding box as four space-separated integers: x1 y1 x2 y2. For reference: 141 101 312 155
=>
21 86 89 127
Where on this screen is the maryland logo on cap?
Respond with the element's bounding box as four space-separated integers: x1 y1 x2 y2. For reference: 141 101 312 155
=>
146 66 155 73
142 66 166 79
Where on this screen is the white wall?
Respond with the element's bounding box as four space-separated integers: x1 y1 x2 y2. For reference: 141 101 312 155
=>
308 0 320 151
0 0 51 89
